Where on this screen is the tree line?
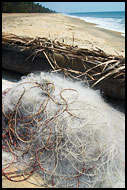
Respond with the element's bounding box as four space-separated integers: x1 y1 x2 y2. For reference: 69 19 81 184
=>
2 2 56 13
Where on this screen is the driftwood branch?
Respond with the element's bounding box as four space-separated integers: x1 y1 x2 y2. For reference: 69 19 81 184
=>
2 32 125 100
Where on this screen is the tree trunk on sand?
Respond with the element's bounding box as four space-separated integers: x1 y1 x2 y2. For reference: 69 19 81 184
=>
2 42 125 101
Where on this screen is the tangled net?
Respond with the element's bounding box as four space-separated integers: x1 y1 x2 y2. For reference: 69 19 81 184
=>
2 72 125 188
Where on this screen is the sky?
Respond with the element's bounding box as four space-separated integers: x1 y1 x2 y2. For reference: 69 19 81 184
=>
36 2 125 13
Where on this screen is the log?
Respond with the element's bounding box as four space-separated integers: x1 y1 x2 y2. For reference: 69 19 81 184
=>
2 34 125 101
2 42 52 74
96 78 125 100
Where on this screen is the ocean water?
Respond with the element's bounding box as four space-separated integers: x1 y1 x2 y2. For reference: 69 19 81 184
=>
64 11 125 36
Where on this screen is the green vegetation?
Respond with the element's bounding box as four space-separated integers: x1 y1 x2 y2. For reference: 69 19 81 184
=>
2 2 56 13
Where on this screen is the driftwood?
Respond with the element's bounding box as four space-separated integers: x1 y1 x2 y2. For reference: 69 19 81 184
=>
2 33 125 100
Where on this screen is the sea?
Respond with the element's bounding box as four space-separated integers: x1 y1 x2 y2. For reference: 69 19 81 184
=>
63 11 125 37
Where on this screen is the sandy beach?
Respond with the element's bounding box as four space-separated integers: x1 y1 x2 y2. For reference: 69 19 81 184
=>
2 13 125 56
2 13 125 188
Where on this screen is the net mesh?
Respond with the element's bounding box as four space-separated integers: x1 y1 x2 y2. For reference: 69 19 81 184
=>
2 72 125 188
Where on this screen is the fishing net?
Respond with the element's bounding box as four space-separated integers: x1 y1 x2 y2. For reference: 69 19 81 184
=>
2 72 125 188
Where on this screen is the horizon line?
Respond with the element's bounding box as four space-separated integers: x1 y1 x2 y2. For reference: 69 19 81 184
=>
61 10 125 14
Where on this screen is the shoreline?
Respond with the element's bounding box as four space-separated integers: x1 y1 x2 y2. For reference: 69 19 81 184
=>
62 13 125 37
2 13 125 56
